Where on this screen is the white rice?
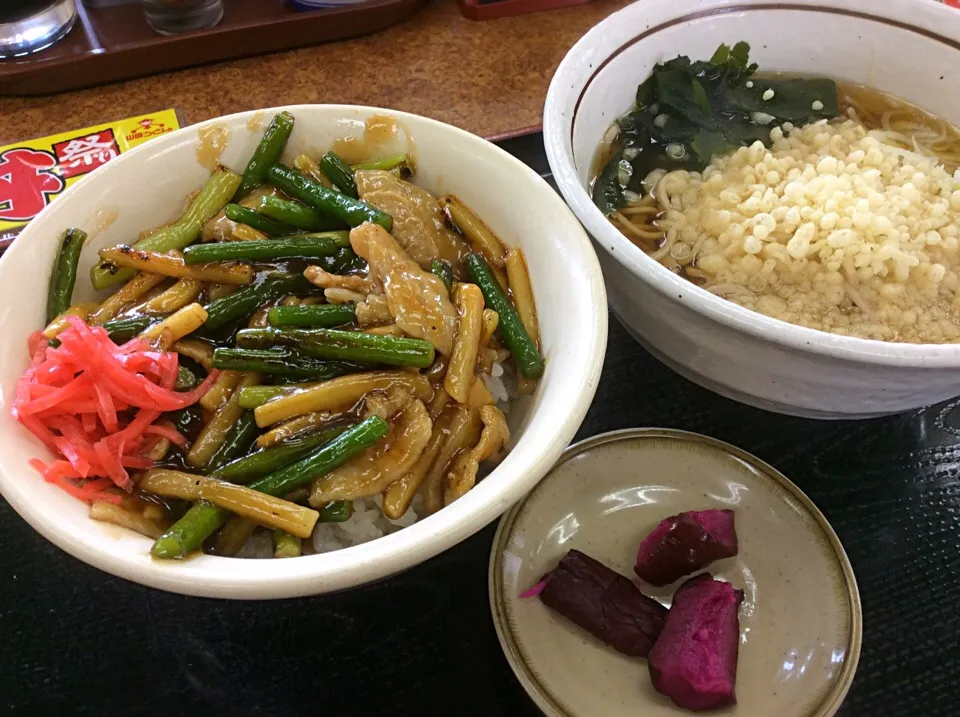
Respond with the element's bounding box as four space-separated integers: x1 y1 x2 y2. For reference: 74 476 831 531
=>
235 529 274 559
238 361 517 558
482 362 511 408
310 493 423 553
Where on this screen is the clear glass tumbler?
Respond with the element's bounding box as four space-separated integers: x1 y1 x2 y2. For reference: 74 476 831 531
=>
0 0 77 58
142 0 223 35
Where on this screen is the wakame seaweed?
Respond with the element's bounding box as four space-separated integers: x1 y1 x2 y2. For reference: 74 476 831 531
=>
592 42 840 216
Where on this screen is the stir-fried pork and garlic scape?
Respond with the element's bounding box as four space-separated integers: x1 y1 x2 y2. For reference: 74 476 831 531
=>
14 112 544 560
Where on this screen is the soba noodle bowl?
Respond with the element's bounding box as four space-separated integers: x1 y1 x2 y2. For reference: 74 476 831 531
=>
601 69 960 344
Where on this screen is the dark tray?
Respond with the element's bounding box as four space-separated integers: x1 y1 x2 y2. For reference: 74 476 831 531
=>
1 133 958 716
0 0 427 96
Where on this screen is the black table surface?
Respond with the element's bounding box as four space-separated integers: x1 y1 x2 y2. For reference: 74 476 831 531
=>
3 134 959 717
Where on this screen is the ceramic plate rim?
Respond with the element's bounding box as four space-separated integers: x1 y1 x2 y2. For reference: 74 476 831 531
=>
488 427 863 717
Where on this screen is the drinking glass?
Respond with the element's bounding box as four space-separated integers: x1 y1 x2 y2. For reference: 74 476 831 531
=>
0 0 77 58
142 0 223 35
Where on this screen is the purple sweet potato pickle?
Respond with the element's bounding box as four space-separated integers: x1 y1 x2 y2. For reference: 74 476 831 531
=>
648 574 744 712
539 549 667 657
634 509 738 586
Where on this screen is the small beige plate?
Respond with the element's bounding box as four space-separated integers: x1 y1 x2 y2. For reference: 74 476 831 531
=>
490 428 861 717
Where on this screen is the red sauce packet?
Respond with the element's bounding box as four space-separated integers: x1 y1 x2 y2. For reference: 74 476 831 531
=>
0 110 182 254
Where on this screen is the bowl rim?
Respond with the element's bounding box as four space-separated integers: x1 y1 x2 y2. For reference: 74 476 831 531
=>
0 104 609 599
544 0 960 367
488 426 863 717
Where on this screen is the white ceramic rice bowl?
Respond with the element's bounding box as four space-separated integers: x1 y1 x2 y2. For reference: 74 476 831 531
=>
0 105 607 598
544 0 960 418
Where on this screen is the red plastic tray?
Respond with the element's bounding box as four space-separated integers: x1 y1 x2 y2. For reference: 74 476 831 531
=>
0 0 427 96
